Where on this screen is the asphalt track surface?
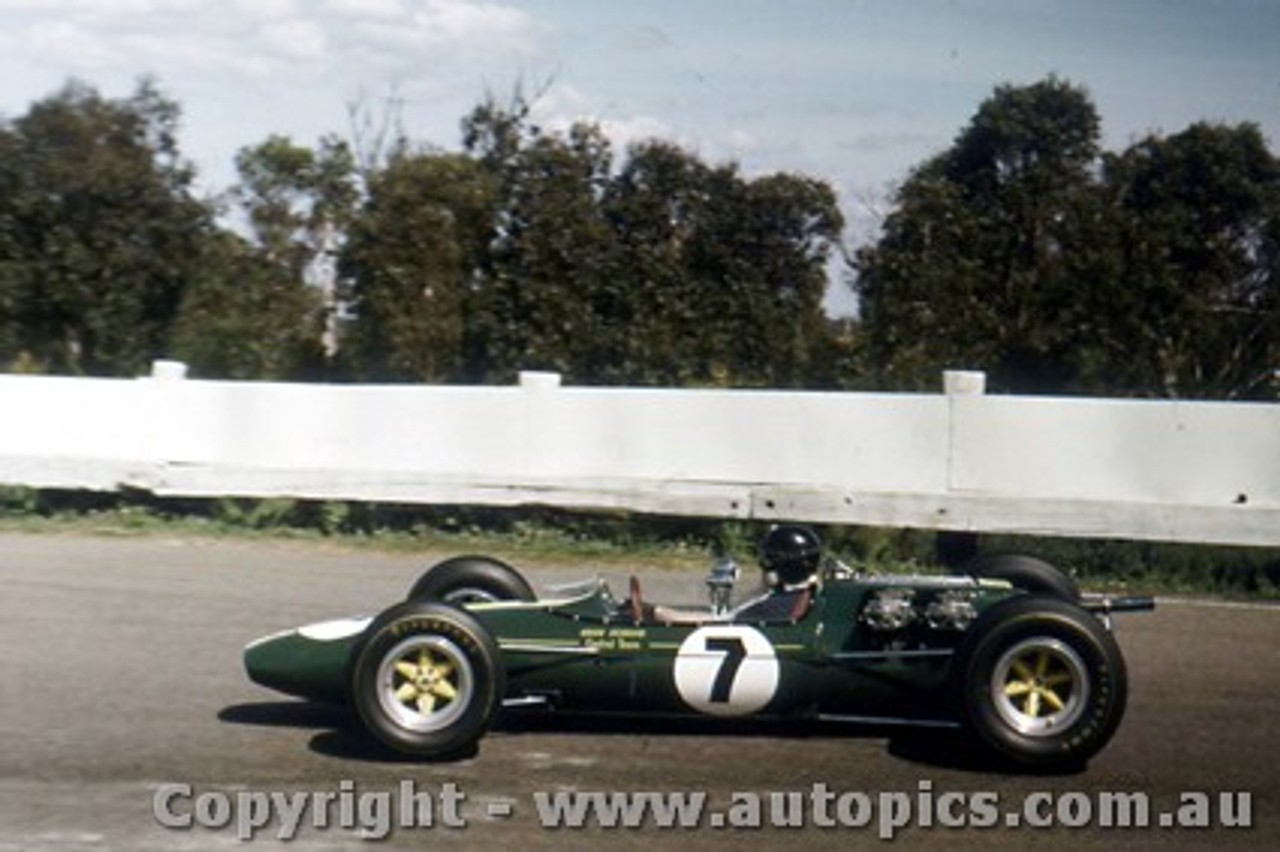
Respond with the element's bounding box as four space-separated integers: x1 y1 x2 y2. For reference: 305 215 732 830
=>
1 532 1277 851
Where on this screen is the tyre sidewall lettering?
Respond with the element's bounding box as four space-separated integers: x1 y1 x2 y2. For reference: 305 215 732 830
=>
385 616 479 654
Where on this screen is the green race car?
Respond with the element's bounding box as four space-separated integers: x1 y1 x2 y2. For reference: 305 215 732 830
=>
244 526 1152 770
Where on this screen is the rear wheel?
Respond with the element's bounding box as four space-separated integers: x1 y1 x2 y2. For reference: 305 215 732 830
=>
967 554 1080 601
348 601 504 758
407 555 535 604
955 595 1127 769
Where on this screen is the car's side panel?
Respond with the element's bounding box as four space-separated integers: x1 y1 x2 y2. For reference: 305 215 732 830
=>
477 604 828 717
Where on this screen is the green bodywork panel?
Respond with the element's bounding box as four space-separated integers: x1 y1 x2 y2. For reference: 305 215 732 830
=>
244 575 1015 722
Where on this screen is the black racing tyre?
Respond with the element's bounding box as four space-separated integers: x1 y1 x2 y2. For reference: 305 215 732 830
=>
407 555 536 604
348 601 504 758
954 595 1127 769
966 554 1080 601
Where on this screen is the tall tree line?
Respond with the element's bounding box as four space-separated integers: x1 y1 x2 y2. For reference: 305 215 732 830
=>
340 97 845 386
0 81 844 387
1 76 1277 398
856 77 1280 399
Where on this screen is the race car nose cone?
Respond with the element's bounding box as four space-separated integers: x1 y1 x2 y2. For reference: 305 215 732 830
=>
243 622 365 705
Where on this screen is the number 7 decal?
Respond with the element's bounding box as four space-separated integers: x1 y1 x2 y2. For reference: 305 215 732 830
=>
704 637 746 703
673 626 780 716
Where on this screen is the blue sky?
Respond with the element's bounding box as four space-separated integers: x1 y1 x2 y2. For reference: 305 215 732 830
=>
1 0 1277 314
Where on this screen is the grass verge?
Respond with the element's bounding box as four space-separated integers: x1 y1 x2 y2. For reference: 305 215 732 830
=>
1 488 1277 598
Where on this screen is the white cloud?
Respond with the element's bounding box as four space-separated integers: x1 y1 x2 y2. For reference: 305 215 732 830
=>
234 0 302 22
411 0 529 44
326 0 533 50
0 0 205 15
528 84 592 121
724 128 758 156
260 18 328 62
527 85 685 155
24 20 121 69
0 0 535 85
598 114 681 152
324 0 404 21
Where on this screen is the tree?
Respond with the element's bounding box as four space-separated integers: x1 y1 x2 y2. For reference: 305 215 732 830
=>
0 79 213 375
616 158 845 387
229 134 359 362
1096 122 1280 399
340 150 498 381
166 135 360 380
458 95 845 387
462 101 619 382
168 230 328 380
601 140 714 384
232 134 358 264
0 126 29 367
855 77 1280 399
692 169 843 386
856 78 1112 392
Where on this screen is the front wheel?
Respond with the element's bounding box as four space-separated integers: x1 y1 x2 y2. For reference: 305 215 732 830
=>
348 601 504 758
954 596 1127 769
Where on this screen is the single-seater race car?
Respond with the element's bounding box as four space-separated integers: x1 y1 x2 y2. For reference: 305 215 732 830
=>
244 526 1153 770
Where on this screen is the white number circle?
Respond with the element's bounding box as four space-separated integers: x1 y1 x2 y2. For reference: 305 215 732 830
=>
673 625 779 716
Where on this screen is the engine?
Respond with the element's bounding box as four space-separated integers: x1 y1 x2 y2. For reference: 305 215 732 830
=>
859 585 979 633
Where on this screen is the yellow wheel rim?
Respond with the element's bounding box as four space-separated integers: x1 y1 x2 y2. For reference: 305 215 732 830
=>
991 637 1088 736
377 635 474 733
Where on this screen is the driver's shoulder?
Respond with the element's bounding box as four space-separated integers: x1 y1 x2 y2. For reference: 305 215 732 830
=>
730 585 814 623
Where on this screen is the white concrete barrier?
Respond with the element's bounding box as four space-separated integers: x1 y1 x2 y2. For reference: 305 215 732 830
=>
0 365 1276 546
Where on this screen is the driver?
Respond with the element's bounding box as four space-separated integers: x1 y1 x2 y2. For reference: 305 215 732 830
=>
730 524 822 622
643 524 822 624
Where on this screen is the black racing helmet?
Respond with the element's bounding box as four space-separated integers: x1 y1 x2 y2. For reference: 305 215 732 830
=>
760 525 822 588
